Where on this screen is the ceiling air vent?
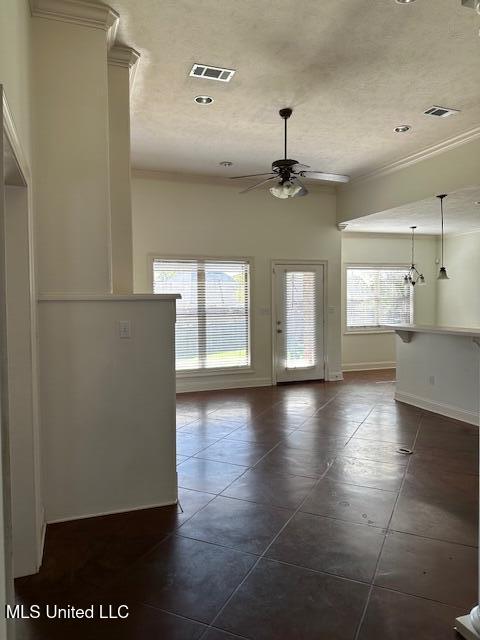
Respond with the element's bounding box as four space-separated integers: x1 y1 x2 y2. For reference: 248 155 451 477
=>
189 63 236 83
424 105 460 118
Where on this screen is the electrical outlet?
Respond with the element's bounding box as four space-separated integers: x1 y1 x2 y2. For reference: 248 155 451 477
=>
428 375 435 385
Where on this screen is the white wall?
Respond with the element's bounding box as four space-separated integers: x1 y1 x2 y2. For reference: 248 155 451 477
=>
132 173 343 390
437 232 480 328
38 298 177 522
0 0 32 164
341 233 437 371
395 331 479 425
337 138 480 223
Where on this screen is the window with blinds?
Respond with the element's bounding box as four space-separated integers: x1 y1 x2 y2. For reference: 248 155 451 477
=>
346 266 413 331
153 258 251 371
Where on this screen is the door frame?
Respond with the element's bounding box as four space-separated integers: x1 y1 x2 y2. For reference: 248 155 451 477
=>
271 259 328 385
2 87 44 584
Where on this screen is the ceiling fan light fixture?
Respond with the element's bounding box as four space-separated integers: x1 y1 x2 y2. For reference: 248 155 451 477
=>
269 180 302 199
231 108 349 196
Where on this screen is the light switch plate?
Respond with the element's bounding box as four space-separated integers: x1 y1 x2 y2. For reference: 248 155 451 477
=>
118 320 132 339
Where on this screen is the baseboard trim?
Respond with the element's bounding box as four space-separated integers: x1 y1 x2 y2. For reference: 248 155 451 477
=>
38 520 46 570
342 361 396 372
326 371 344 381
395 390 479 426
46 498 178 525
176 376 272 393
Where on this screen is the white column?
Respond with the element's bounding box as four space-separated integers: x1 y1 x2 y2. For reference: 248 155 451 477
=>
31 1 119 295
107 45 140 294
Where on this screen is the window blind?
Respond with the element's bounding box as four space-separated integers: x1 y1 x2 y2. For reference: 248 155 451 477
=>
346 266 413 330
153 258 250 371
285 271 316 369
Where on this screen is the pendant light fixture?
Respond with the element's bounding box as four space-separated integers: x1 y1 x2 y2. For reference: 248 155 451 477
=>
404 226 425 286
437 194 449 280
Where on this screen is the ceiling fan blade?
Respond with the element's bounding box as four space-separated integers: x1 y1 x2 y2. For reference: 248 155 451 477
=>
230 173 275 179
300 171 350 183
292 163 310 171
239 176 277 194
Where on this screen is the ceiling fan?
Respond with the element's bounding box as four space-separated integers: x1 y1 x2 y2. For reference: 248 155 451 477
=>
230 108 350 199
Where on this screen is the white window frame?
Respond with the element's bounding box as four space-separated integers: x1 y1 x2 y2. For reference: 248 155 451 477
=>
344 263 414 335
150 254 254 377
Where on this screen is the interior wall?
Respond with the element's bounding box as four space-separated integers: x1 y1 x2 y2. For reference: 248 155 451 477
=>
337 138 480 224
132 173 343 390
39 299 177 522
0 0 32 164
437 231 480 327
341 233 437 370
395 332 479 426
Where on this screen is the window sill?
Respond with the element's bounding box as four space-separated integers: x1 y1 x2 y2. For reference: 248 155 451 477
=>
176 366 255 378
344 329 395 336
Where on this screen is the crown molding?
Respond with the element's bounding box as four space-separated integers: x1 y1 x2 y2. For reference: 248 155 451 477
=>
342 231 438 239
30 0 119 47
347 126 480 187
108 45 140 69
108 45 141 88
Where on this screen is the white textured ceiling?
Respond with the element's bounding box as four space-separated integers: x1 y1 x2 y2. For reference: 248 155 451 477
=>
110 0 480 180
344 185 480 235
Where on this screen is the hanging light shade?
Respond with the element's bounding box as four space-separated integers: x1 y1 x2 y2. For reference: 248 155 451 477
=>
404 226 426 286
269 179 304 199
437 194 449 280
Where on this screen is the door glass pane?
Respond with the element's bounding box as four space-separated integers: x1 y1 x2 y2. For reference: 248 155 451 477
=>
284 271 316 369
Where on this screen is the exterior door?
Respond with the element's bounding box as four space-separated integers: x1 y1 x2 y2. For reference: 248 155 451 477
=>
273 263 325 383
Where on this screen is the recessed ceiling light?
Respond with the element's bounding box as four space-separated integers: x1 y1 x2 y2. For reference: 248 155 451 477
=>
394 125 412 133
194 95 214 105
395 0 416 3
219 161 233 167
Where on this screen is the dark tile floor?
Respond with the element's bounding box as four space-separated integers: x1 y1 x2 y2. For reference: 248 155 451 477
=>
15 371 478 639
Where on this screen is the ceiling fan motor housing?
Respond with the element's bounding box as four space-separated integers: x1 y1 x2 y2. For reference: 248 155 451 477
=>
272 158 298 183
272 159 299 170
279 108 293 119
